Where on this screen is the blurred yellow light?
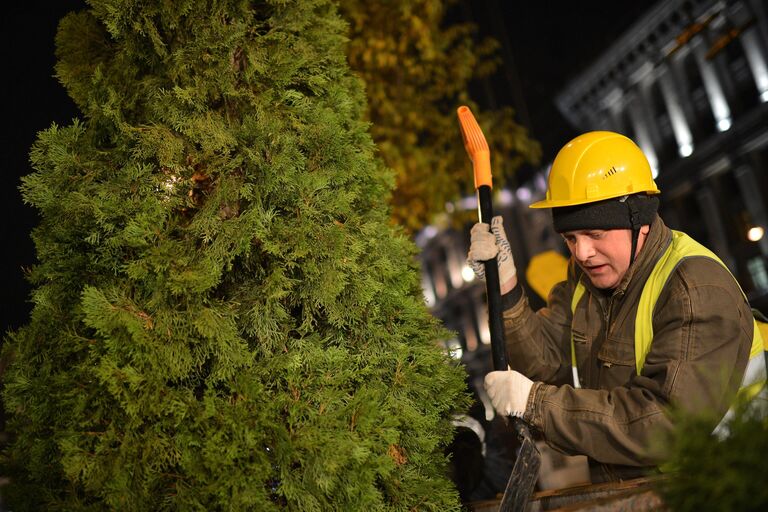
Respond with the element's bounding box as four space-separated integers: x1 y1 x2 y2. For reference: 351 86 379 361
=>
461 265 476 282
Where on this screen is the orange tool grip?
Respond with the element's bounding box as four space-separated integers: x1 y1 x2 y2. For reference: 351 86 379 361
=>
457 105 492 189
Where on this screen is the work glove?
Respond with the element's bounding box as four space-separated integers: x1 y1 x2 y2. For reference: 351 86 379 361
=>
483 369 534 418
467 216 517 286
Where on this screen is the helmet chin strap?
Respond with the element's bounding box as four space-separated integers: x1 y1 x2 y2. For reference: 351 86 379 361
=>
630 228 640 267
622 195 642 268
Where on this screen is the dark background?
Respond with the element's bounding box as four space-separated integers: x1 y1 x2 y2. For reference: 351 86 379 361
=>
463 1 658 157
1 1 657 334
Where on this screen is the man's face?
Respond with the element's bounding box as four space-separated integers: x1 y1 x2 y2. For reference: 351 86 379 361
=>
561 228 647 289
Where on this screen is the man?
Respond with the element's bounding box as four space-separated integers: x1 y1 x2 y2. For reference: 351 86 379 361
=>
467 131 766 482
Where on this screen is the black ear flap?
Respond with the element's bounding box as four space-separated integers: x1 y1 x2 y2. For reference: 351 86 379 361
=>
627 194 660 226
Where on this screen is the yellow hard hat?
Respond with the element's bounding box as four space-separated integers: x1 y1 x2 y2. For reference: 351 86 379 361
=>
530 131 660 209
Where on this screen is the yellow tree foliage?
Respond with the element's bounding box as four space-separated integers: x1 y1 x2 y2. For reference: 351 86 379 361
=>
340 0 541 232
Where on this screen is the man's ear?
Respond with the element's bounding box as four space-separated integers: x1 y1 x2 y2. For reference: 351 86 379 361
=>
640 225 650 236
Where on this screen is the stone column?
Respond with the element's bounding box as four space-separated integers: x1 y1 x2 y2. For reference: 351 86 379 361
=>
692 38 733 131
740 26 768 102
657 64 696 156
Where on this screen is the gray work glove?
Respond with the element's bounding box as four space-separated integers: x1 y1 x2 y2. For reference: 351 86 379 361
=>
467 216 517 286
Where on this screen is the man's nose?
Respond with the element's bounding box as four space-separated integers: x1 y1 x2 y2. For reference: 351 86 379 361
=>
572 238 596 262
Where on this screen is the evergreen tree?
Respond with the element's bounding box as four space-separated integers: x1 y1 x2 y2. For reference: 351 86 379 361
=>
2 1 468 510
340 0 541 232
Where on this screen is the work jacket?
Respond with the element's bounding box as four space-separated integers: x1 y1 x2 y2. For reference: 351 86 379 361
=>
502 215 755 482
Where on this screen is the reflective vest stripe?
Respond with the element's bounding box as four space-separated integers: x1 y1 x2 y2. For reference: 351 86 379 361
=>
570 284 586 388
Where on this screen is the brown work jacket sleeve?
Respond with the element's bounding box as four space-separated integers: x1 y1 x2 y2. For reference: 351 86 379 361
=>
502 257 753 467
501 279 574 386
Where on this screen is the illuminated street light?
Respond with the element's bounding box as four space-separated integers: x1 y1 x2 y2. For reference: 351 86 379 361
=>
747 226 765 242
679 142 694 157
717 117 732 132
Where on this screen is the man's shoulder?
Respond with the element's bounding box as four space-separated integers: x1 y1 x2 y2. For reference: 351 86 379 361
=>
666 255 745 298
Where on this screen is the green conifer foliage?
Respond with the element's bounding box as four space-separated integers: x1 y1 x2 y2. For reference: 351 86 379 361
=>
2 1 468 509
656 403 768 511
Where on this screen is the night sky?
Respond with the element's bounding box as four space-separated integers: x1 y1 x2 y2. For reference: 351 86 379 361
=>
1 1 657 334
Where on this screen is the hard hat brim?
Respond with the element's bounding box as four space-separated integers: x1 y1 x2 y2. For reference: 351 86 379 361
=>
529 188 660 209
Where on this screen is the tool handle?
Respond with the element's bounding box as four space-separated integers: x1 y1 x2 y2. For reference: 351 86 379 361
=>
477 184 507 372
456 105 541 512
